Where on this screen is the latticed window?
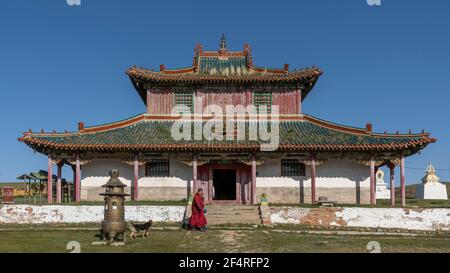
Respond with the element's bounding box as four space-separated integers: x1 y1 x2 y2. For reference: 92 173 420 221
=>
174 92 193 111
145 160 169 177
253 92 272 113
281 159 305 176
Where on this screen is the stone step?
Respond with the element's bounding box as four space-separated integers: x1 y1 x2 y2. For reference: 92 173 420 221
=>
203 205 262 225
207 219 261 223
207 208 258 212
207 219 261 224
205 206 259 210
207 214 261 219
206 204 258 207
208 215 259 219
206 211 259 215
206 217 261 223
206 209 259 212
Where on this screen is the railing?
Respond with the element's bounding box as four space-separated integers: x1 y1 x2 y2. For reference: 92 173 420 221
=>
1 185 75 205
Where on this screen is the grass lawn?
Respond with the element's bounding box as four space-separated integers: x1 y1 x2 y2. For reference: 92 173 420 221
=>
0 225 449 253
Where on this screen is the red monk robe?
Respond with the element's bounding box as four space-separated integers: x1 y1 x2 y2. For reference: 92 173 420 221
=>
189 190 207 229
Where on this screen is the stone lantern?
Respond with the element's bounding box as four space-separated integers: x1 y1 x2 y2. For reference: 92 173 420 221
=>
100 169 130 242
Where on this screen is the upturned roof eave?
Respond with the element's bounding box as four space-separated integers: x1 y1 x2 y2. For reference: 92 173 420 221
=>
126 67 323 84
18 118 436 156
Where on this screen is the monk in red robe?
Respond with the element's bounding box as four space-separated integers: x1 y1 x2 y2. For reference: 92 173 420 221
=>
189 189 207 231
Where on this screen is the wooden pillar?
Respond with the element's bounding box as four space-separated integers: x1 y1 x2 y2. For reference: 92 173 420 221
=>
310 154 317 204
67 183 71 203
56 162 63 203
400 155 406 206
236 168 241 203
75 154 81 202
146 89 153 114
71 164 75 202
208 168 213 201
251 154 257 204
132 154 139 201
370 156 376 205
47 157 53 204
297 87 302 114
388 162 396 207
192 155 198 194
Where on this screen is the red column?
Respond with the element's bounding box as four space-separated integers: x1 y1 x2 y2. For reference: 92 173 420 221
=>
208 168 213 201
56 162 63 203
297 87 302 114
236 168 241 203
47 157 53 204
370 157 376 205
389 162 395 207
310 154 317 204
192 155 198 194
71 164 76 202
75 154 81 202
400 155 406 206
132 154 139 201
251 154 257 204
146 90 151 114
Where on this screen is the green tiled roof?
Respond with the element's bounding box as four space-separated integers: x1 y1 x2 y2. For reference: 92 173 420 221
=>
19 114 435 153
198 57 249 76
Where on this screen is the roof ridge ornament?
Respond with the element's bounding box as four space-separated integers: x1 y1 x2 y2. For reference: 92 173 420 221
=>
219 33 227 51
422 162 440 184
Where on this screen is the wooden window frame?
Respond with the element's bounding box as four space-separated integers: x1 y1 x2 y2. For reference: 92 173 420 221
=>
281 159 305 177
253 91 272 113
145 159 170 177
174 92 193 112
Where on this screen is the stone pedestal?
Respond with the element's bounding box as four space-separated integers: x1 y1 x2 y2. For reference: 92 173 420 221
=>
416 163 448 200
375 170 390 200
416 183 448 200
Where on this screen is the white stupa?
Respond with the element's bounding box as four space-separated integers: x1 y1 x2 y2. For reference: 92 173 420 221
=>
416 163 448 200
375 169 390 199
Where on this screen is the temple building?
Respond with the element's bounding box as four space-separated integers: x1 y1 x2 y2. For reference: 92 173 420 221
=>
19 36 435 206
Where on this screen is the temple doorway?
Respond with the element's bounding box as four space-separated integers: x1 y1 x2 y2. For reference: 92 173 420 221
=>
213 169 236 200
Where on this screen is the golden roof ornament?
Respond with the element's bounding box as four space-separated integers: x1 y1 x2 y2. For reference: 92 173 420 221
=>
219 33 227 51
421 163 440 184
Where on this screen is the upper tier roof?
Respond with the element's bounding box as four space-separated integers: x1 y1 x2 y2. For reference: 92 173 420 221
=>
127 35 322 86
18 113 435 155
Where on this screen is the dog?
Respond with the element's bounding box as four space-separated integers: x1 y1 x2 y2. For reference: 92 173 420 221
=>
129 220 153 239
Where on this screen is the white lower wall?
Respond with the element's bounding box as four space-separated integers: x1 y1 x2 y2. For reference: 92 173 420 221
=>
2 205 449 231
80 158 370 203
256 159 370 188
0 205 185 224
81 159 193 201
256 159 370 204
81 159 193 188
270 207 450 231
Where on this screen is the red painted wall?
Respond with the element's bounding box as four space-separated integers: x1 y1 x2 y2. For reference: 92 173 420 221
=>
146 89 174 114
146 88 301 115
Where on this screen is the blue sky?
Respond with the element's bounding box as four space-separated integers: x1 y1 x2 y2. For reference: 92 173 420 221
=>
0 0 449 184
